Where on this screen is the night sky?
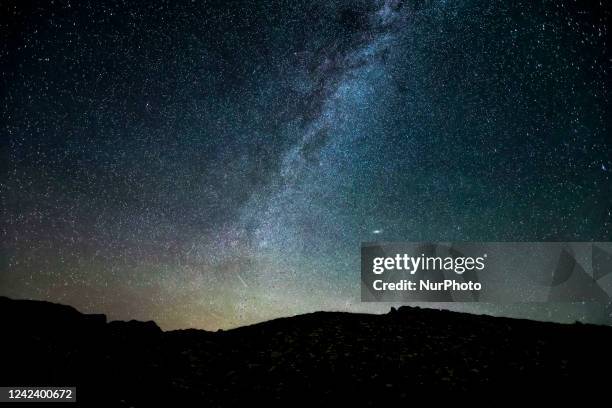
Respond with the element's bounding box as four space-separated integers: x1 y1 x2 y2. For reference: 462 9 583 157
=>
2 0 611 330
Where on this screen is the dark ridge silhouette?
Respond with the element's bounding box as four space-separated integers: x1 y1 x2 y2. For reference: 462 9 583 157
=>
1 296 611 406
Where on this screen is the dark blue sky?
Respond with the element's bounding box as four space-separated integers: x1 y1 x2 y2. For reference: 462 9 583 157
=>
2 0 610 329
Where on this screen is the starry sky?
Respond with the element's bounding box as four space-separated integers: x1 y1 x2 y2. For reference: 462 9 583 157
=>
2 0 611 330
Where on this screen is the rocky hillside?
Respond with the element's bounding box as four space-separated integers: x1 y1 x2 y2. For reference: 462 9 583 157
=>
1 296 611 406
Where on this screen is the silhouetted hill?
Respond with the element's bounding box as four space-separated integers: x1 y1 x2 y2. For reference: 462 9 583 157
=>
1 296 611 406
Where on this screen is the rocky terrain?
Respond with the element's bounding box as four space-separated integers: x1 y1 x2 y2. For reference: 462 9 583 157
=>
2 296 611 406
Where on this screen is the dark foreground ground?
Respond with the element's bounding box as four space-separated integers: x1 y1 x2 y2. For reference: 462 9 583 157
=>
2 296 611 406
